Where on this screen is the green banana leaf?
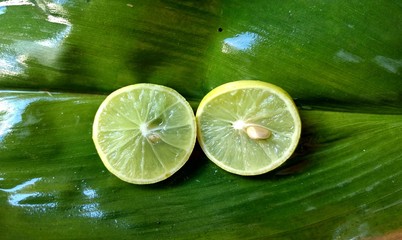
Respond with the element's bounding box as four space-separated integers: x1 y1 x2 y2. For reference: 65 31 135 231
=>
1 1 402 239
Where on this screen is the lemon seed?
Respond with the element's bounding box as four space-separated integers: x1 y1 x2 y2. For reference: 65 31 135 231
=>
246 125 271 140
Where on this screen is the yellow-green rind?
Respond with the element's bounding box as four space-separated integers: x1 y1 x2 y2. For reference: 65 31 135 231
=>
196 80 301 176
93 84 197 184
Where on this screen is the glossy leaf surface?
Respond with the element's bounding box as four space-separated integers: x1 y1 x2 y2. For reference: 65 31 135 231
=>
1 1 401 239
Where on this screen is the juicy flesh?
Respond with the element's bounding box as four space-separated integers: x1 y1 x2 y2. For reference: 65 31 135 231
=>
95 88 194 181
199 88 297 172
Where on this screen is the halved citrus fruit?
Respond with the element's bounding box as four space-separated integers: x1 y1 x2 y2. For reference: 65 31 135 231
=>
196 80 301 176
92 84 196 184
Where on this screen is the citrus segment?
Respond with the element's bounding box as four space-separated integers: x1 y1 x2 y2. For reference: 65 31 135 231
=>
92 84 196 184
196 80 301 176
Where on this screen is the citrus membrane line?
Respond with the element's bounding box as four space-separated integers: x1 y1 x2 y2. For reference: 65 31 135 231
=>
107 131 142 160
202 127 232 145
143 89 156 122
99 128 140 132
256 141 275 162
243 108 287 123
212 105 240 120
149 143 168 173
220 119 236 125
240 132 249 170
110 150 131 174
221 126 235 138
144 88 173 123
131 98 143 123
157 136 189 152
140 138 146 179
219 145 233 166
149 100 182 123
124 137 141 177
200 116 234 129
148 123 190 132
114 107 141 127
264 128 293 138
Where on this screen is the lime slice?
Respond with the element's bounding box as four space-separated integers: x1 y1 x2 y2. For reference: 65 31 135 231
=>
92 84 196 184
196 80 301 176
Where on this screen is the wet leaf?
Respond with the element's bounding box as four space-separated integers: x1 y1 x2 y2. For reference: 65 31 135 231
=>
1 1 401 239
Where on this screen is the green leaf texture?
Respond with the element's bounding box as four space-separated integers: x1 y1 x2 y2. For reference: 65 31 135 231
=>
1 1 401 239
